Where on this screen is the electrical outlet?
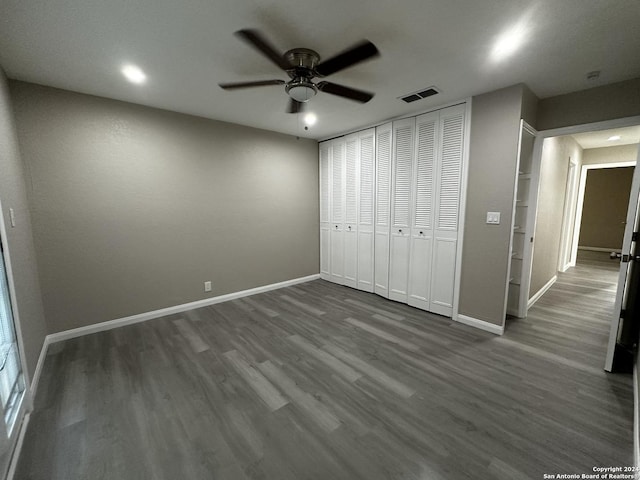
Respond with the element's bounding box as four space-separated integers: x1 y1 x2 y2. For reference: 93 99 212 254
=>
204 281 212 292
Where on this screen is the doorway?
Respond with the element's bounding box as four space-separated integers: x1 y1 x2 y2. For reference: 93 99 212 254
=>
526 120 640 371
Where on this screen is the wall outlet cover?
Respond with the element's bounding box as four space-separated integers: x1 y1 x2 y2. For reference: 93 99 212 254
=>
204 281 212 292
486 212 501 224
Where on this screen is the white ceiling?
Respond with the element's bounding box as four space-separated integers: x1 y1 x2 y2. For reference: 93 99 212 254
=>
1 0 639 140
571 126 640 150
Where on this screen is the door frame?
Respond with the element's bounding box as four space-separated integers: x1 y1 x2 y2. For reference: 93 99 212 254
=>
557 157 579 272
0 198 34 478
527 114 640 312
568 161 637 268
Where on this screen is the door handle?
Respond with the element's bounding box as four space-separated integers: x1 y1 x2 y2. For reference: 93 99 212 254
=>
611 252 640 262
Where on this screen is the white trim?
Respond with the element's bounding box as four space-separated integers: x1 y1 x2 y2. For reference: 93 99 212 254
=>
47 274 320 344
558 159 580 272
578 246 622 253
6 412 30 480
455 314 505 335
527 275 557 309
520 126 542 317
452 99 472 322
538 116 640 139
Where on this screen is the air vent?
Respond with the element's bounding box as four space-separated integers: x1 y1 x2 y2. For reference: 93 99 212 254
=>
400 86 440 103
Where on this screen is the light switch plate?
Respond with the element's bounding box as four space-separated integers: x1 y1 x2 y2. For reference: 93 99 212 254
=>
486 212 501 225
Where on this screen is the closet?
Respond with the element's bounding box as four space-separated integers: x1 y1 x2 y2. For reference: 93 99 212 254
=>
320 104 467 318
506 120 537 317
320 129 376 292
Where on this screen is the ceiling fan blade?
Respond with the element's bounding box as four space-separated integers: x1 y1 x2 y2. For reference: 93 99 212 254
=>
286 98 306 114
315 40 379 77
317 81 374 103
235 29 291 71
219 79 285 90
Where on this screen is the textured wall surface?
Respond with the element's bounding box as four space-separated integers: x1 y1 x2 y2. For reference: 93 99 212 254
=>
530 136 582 296
458 85 524 326
10 81 319 333
0 71 47 380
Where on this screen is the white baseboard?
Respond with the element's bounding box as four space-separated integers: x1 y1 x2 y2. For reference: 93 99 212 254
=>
559 262 573 273
47 274 320 345
455 314 504 335
578 246 620 253
528 275 557 309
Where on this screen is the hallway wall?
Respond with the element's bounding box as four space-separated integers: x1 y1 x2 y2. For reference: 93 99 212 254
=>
530 136 583 298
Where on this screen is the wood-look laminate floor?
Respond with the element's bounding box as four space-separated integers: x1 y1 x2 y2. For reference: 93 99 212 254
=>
16 253 633 479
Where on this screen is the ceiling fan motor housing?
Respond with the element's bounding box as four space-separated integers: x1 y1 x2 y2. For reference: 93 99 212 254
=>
284 49 321 102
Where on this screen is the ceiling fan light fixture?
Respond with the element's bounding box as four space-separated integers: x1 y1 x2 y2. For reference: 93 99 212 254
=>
286 79 317 103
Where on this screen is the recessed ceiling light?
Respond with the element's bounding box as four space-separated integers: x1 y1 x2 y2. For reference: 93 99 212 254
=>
304 113 317 126
491 22 528 62
121 64 146 84
608 135 621 141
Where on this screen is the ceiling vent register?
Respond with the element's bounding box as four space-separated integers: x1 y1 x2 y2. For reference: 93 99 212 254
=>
400 87 440 103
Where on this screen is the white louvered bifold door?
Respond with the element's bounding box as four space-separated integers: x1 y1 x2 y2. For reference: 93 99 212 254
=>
430 104 465 316
319 141 331 281
374 123 392 297
343 133 359 288
357 129 375 292
408 112 439 310
389 118 415 303
330 139 346 284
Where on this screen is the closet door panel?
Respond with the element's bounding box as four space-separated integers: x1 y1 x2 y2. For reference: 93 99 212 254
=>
430 238 456 316
319 142 331 280
358 129 375 292
408 112 438 310
343 134 359 288
388 118 414 303
330 140 346 284
408 234 433 308
430 104 465 314
374 123 392 297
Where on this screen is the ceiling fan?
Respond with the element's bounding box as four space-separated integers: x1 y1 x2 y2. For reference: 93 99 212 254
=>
219 29 380 113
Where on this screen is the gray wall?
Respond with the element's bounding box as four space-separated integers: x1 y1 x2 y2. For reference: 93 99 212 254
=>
10 81 319 334
0 71 47 380
583 144 639 165
537 78 640 131
529 136 582 297
579 167 634 249
458 84 528 325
